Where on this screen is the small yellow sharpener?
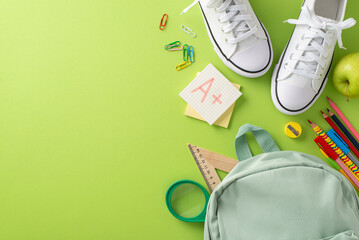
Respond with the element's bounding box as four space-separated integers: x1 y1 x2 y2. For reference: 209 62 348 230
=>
285 122 302 138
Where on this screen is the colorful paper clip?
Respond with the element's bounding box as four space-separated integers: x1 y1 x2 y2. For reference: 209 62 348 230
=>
164 41 181 50
167 45 183 51
175 60 192 71
159 14 168 30
183 44 188 61
188 45 195 63
181 25 196 38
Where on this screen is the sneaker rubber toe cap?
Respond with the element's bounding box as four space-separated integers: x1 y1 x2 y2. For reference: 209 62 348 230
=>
276 82 316 112
229 40 271 73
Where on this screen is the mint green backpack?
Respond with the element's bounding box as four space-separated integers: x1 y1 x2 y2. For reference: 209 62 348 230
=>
204 124 359 240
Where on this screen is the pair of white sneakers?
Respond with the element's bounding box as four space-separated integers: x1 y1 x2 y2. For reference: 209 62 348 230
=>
181 0 356 115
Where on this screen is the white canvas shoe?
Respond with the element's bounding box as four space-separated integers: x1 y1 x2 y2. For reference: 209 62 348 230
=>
181 0 273 78
271 0 356 115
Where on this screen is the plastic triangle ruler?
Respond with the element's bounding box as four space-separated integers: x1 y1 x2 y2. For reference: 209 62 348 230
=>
187 144 238 193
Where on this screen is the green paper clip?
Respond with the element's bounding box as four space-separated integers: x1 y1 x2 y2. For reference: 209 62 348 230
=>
183 44 188 61
164 41 181 50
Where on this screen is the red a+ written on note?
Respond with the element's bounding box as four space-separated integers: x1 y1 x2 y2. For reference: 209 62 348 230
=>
191 78 222 104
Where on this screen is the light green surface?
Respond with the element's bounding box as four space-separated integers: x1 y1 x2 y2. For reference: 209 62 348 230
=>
0 0 359 239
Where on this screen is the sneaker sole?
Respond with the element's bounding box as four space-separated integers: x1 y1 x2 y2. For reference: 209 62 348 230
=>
198 2 273 78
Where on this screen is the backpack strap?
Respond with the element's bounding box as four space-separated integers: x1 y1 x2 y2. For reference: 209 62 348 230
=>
235 124 280 161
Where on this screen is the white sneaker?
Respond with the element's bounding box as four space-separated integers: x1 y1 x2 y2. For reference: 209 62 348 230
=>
181 0 273 78
271 0 356 115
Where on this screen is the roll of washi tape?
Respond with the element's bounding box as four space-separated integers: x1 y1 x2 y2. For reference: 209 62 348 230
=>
285 122 302 138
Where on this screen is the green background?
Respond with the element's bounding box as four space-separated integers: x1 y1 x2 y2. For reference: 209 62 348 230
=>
0 0 359 239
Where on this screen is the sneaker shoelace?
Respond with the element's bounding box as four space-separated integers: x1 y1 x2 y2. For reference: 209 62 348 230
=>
284 5 356 80
181 0 257 44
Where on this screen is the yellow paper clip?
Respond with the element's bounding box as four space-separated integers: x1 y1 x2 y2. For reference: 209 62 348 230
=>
181 25 196 38
175 60 192 71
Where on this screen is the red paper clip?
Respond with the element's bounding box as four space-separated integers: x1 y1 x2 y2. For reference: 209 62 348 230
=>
159 14 168 30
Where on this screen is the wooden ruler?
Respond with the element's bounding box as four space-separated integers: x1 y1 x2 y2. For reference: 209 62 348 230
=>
187 144 238 192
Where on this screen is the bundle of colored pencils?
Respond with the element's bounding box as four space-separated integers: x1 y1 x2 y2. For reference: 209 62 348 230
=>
309 97 359 191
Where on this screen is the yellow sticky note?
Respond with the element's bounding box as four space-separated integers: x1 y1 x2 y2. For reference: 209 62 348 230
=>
184 82 241 128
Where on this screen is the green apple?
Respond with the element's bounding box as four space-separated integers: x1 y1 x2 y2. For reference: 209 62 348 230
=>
332 52 359 98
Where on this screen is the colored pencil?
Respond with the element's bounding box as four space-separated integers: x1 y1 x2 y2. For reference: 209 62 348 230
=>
308 120 359 179
310 123 359 189
316 138 359 190
347 152 359 169
321 111 359 159
327 109 359 151
327 97 359 142
339 169 359 190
